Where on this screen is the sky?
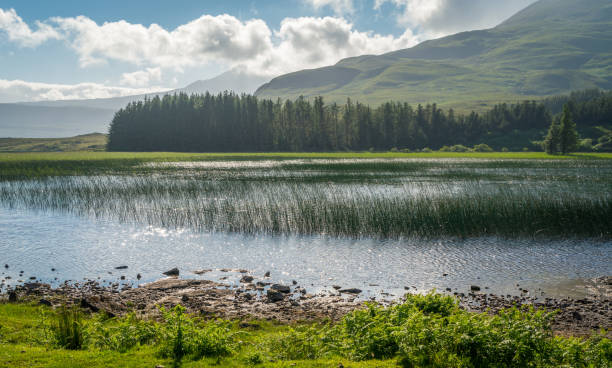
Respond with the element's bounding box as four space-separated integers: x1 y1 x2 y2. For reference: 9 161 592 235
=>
0 0 537 103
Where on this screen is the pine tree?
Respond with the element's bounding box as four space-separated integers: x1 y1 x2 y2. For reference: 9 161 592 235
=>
543 119 561 155
559 103 579 154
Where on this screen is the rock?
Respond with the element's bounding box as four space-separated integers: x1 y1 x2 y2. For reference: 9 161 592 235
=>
51 268 56 272
192 269 212 275
292 280 297 285
120 276 126 280
8 291 17 302
115 266 128 270
136 273 142 280
80 298 99 312
181 294 189 302
572 311 582 320
240 275 254 283
39 299 52 306
446 288 452 292
267 289 284 302
264 271 270 277
339 288 362 294
443 273 448 277
271 284 291 293
470 285 481 292
332 285 341 290
29 276 36 280
163 268 179 277
3 264 7 269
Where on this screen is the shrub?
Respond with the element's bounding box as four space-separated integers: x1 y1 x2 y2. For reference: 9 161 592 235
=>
157 305 234 366
53 306 85 350
267 325 333 360
502 147 509 152
439 146 451 152
421 147 433 153
449 144 470 152
89 312 157 353
472 143 494 152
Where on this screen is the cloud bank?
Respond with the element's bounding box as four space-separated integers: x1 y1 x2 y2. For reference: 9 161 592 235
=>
0 79 168 103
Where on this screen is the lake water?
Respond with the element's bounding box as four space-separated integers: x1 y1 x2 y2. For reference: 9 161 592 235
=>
2 206 610 299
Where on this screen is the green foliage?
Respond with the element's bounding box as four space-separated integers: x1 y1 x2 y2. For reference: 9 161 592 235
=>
543 119 562 154
266 324 334 360
88 312 157 353
560 104 579 154
472 143 494 152
52 306 85 350
156 305 234 365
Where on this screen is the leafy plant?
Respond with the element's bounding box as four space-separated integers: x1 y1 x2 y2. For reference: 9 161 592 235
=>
53 306 85 350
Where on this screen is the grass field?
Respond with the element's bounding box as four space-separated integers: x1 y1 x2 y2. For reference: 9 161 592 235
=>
1 294 609 368
0 134 107 153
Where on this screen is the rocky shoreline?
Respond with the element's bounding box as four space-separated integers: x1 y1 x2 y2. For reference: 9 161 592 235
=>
2 269 610 337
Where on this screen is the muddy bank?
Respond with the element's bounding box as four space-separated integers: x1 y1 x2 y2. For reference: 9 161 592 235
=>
2 274 610 337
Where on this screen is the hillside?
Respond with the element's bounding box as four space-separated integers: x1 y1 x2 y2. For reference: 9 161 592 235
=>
255 0 612 111
0 133 106 152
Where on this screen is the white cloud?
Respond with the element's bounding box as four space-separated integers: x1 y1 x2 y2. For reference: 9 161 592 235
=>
120 67 162 87
255 16 420 75
375 0 536 36
0 8 60 47
0 79 169 103
303 0 355 14
51 14 274 68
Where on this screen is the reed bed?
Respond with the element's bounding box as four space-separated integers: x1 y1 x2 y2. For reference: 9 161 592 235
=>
0 172 610 238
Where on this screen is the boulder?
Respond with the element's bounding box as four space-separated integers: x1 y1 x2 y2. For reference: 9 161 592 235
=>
470 285 481 292
163 268 180 277
240 275 254 283
339 288 362 294
267 289 284 302
271 284 291 293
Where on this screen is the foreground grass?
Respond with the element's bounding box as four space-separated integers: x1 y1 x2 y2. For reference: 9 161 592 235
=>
0 134 107 153
0 294 609 368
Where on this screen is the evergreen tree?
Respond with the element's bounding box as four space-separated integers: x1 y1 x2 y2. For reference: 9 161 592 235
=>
543 118 561 154
559 103 579 154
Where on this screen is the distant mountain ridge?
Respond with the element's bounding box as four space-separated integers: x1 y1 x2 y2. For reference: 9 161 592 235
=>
255 0 612 110
1 70 270 137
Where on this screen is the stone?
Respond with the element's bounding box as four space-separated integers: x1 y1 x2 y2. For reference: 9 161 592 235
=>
51 268 56 272
339 288 362 294
8 291 17 302
292 280 297 285
80 298 100 312
332 285 341 290
264 271 270 277
163 268 180 277
470 285 481 292
271 284 291 293
39 299 52 306
115 266 128 270
192 269 212 275
572 311 582 320
120 276 126 280
267 289 284 302
3 264 7 269
136 273 142 280
240 275 254 283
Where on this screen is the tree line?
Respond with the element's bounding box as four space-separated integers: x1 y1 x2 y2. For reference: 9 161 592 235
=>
107 90 611 152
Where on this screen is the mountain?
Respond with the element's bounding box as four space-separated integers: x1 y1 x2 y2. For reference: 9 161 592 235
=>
255 0 612 111
1 70 271 137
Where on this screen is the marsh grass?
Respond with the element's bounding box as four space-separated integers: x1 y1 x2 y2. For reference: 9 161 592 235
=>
0 156 610 238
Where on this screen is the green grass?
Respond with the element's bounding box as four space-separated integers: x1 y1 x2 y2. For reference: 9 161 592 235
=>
1 294 609 367
0 134 107 153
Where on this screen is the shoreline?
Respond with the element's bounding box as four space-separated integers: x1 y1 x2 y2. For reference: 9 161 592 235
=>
3 273 610 338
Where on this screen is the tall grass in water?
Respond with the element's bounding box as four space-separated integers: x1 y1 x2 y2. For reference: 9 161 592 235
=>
0 176 609 238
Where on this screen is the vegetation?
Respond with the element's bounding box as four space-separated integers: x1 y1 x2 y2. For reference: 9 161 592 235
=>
107 90 612 153
0 156 610 238
0 133 107 152
1 294 610 367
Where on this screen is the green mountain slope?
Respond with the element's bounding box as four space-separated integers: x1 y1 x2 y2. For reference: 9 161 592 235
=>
255 0 612 111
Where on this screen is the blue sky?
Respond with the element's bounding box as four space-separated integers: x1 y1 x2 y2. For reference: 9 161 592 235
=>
0 0 536 102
